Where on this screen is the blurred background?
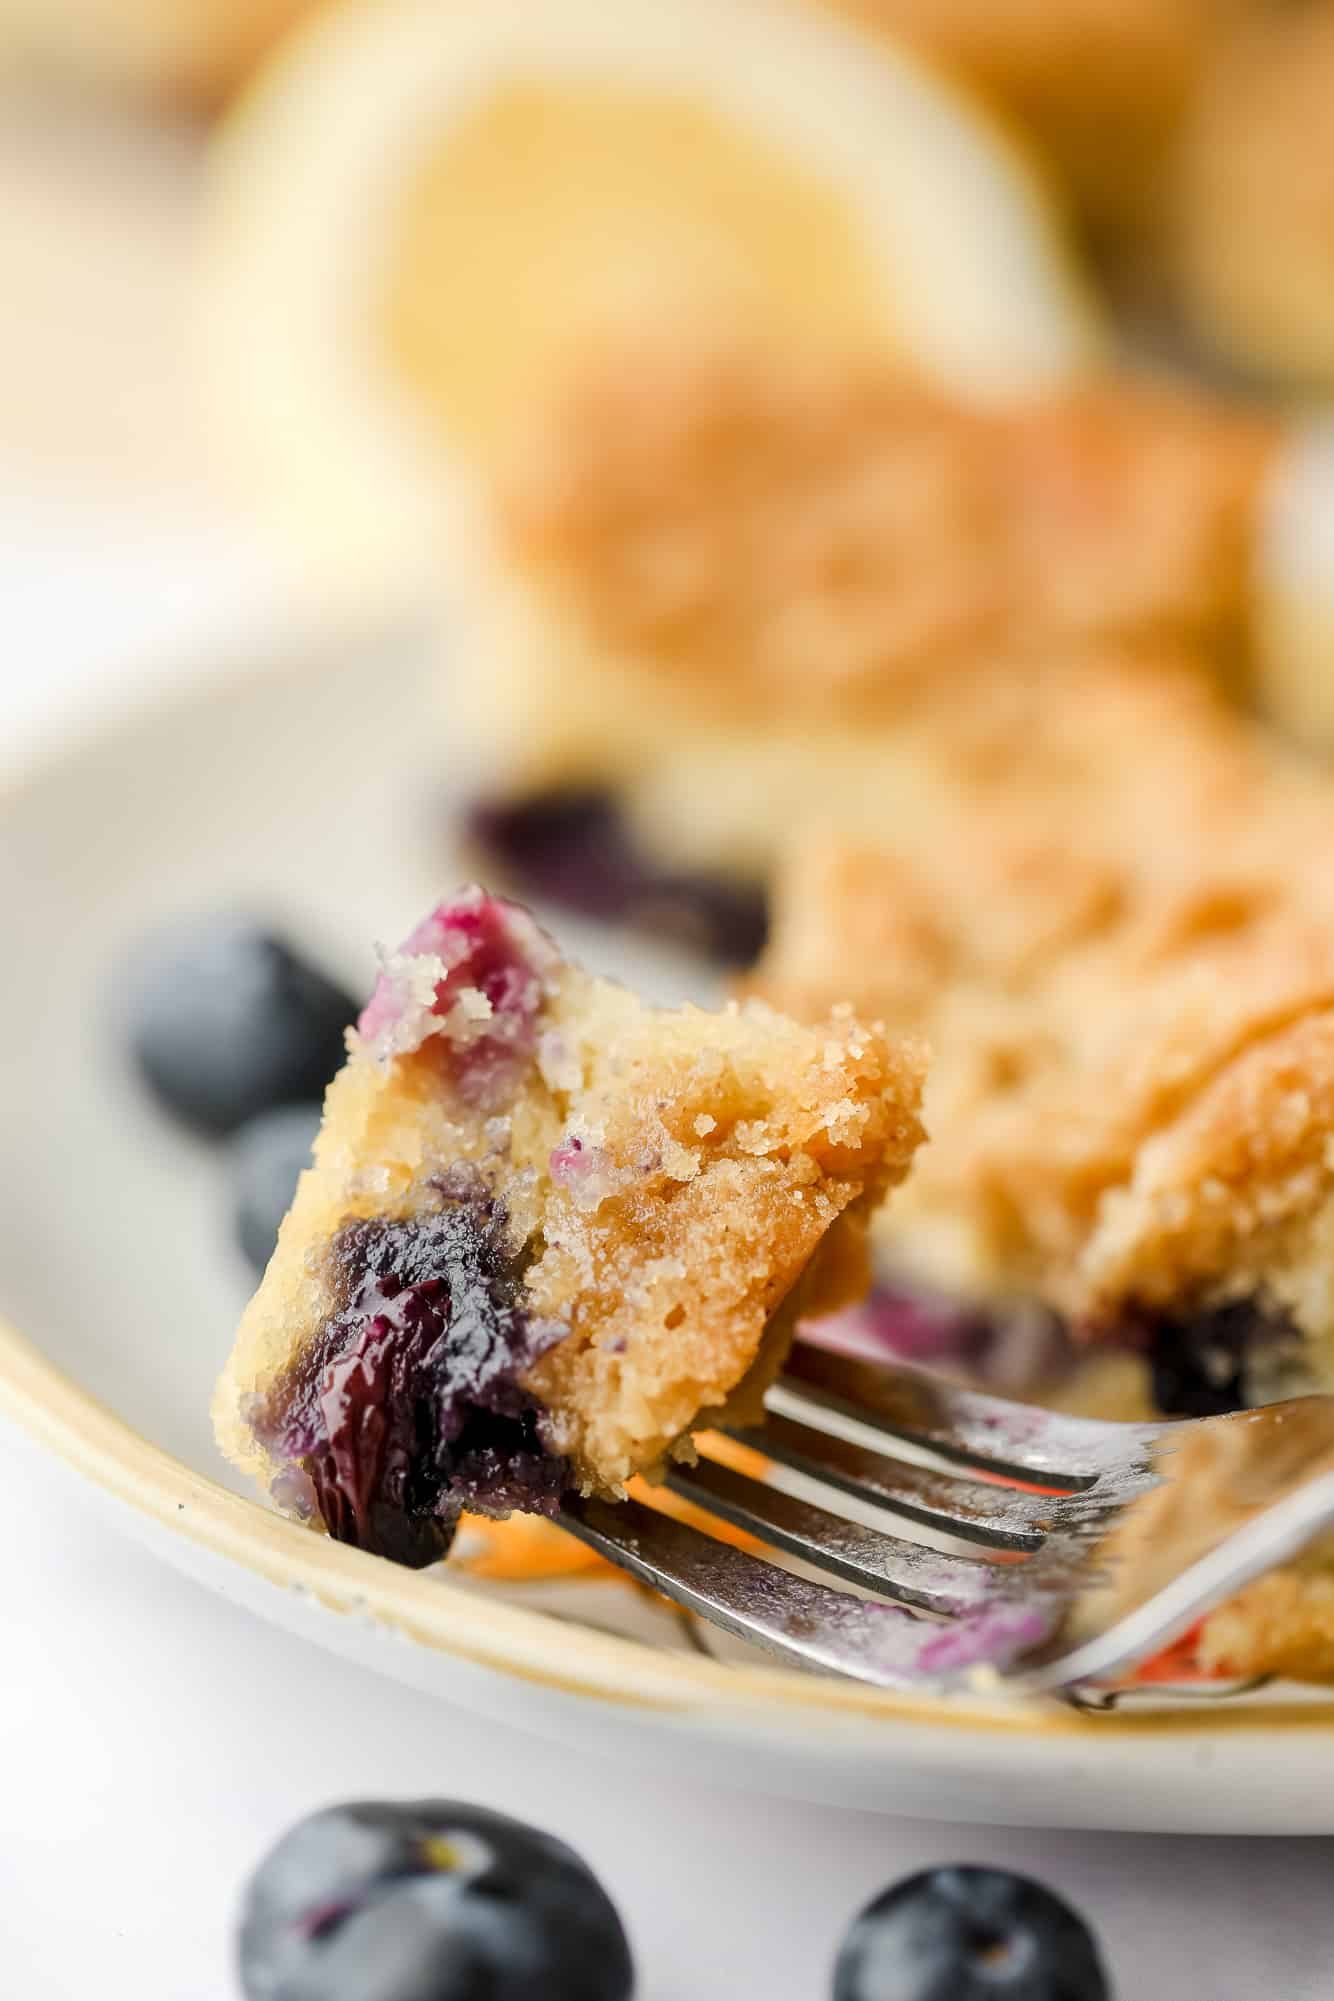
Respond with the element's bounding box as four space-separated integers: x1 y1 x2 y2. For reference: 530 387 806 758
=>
4 0 1334 767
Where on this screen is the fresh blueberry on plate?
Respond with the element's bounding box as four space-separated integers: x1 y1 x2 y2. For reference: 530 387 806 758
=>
833 1865 1110 2001
127 914 356 1136
237 1798 635 2001
229 1102 323 1275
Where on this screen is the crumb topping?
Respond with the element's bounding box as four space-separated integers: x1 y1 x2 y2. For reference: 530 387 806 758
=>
492 338 1277 720
750 650 1334 1333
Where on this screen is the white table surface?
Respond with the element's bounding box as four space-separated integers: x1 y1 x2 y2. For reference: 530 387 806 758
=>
3 491 1334 2001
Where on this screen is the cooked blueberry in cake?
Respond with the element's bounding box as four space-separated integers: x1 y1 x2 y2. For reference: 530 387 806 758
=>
832 1866 1109 2001
214 889 924 1563
128 914 356 1136
237 1799 633 2001
1137 1298 1305 1419
230 1103 324 1276
467 789 767 965
809 1282 1077 1398
252 1188 566 1569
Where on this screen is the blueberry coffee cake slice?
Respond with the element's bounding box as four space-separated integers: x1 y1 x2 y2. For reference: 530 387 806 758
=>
459 336 1276 956
747 657 1334 1678
750 655 1334 1414
213 889 924 1565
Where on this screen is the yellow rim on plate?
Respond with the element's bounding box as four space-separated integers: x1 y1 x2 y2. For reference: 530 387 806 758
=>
4 1290 1334 1734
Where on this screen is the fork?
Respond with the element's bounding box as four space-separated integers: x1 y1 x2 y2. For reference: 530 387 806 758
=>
558 1340 1334 1695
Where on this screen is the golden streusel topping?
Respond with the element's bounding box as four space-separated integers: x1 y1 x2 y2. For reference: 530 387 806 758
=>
750 648 1334 1324
492 338 1277 720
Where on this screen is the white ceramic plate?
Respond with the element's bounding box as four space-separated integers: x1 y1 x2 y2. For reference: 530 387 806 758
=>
4 635 1334 1834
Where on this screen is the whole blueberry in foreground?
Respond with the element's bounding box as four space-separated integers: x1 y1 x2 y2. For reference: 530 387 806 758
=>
127 915 355 1136
833 1867 1110 2001
230 1102 323 1274
238 1799 635 2001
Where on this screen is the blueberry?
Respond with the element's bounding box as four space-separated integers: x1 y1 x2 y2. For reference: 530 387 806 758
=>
468 788 768 965
1140 1297 1301 1418
238 1799 634 2001
126 915 356 1136
833 1866 1110 2001
257 1195 568 1565
230 1102 324 1275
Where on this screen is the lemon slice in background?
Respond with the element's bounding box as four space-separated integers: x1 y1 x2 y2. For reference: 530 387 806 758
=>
199 0 1099 610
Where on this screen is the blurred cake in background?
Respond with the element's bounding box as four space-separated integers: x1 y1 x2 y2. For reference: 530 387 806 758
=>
832 0 1334 401
1171 0 1334 392
820 0 1221 265
196 0 1098 614
0 0 323 106
194 0 1334 853
748 644 1334 1431
459 334 1278 954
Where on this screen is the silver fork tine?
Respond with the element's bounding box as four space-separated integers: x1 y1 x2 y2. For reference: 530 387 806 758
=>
779 1341 1144 1484
730 1410 1055 1549
561 1371 1334 1693
560 1470 1334 1692
663 1457 1003 1610
1021 1468 1334 1692
557 1494 1045 1686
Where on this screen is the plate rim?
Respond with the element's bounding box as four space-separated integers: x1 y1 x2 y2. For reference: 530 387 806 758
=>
7 638 1334 1748
11 1307 1334 1742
